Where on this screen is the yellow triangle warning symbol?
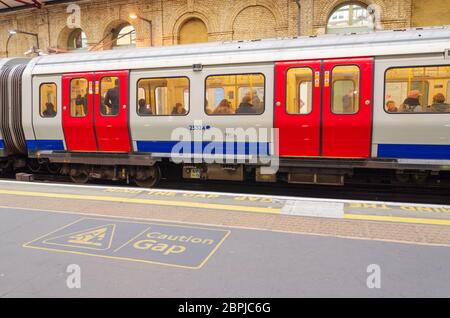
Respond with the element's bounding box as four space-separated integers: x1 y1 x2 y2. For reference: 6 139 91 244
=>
43 224 116 251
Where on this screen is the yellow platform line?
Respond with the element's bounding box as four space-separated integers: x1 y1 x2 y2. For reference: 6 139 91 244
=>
1 189 449 227
0 189 280 214
345 213 450 226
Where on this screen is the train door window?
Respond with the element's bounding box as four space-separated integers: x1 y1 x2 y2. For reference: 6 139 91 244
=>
40 83 57 118
70 78 88 117
286 67 313 114
385 66 450 113
205 74 265 115
100 76 120 116
137 77 189 116
331 65 360 114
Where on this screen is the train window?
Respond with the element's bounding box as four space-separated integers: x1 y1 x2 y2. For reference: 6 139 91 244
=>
286 67 313 115
205 74 265 115
70 78 88 117
385 66 450 113
331 65 360 114
100 77 120 116
137 77 189 116
40 83 57 118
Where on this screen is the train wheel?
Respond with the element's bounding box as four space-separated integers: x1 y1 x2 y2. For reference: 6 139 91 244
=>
70 173 89 184
134 166 161 188
69 166 89 184
27 159 41 173
46 162 61 174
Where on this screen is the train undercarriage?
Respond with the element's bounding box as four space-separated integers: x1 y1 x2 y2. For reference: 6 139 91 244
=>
16 153 450 189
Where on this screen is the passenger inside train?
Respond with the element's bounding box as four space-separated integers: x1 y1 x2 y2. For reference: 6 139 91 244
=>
137 77 189 116
103 78 120 116
42 102 56 117
70 78 88 117
213 99 233 115
236 94 256 114
401 90 422 112
74 94 86 117
385 100 398 113
138 99 152 115
430 93 450 112
331 65 359 114
40 83 57 118
385 65 450 113
205 74 265 115
172 103 187 115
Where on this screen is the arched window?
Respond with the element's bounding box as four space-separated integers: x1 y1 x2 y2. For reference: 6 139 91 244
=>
178 18 208 44
232 6 277 41
113 24 136 49
67 28 87 50
327 3 371 34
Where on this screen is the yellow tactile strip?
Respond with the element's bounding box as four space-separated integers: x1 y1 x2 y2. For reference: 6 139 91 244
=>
0 188 449 227
1 194 449 246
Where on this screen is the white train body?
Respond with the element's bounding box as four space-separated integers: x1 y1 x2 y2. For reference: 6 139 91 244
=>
1 26 449 185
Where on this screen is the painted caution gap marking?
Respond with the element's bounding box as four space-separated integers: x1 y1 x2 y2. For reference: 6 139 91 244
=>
42 224 116 251
23 218 230 269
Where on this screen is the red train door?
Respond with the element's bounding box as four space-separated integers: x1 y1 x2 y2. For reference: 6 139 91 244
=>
274 60 322 157
62 70 131 153
62 73 97 152
322 58 373 158
94 71 131 152
275 57 373 158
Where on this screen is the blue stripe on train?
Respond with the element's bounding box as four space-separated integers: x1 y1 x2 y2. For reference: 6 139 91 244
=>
0 139 4 149
26 140 65 151
136 141 271 155
378 144 450 160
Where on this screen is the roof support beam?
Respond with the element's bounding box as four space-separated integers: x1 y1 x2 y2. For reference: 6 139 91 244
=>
12 0 42 9
12 0 33 5
0 0 12 8
31 0 42 8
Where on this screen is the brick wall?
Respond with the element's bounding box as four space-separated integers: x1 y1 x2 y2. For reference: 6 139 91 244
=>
0 0 446 58
411 0 450 27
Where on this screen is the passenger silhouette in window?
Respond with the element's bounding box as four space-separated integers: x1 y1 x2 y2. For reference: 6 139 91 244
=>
401 90 421 112
172 103 186 115
385 100 398 113
138 98 152 115
342 90 354 113
104 79 120 115
42 102 56 117
431 93 450 112
75 94 85 116
236 94 256 114
213 99 233 115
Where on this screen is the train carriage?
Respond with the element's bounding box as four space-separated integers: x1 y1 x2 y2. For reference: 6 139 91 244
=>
1 26 450 186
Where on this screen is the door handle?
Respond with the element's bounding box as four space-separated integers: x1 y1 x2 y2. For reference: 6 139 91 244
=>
123 105 127 109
